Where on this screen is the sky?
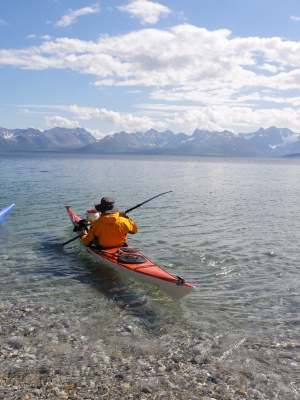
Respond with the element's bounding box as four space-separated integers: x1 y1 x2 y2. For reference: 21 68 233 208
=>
1 0 300 138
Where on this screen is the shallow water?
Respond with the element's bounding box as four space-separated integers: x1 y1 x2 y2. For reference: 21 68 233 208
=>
1 153 300 398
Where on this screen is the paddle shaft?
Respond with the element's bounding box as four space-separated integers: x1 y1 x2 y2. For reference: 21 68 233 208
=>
125 191 172 213
62 234 82 246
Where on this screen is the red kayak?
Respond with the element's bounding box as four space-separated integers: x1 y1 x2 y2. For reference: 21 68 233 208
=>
65 206 195 299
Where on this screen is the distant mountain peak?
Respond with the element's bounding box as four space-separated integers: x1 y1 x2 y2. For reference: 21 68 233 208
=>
0 126 96 151
1 125 300 156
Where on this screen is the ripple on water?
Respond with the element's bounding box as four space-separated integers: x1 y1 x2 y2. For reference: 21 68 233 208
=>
1 154 300 398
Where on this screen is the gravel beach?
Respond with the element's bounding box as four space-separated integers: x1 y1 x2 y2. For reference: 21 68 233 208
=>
1 296 299 400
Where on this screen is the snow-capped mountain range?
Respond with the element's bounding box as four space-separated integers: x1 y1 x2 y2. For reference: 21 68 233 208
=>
1 126 300 157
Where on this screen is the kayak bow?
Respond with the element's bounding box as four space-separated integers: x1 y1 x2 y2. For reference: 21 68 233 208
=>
0 203 15 225
65 205 195 299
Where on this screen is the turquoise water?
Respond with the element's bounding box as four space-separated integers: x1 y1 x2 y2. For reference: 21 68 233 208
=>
1 153 300 396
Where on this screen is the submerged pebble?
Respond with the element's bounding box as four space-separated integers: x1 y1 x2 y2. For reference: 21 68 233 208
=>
0 297 299 400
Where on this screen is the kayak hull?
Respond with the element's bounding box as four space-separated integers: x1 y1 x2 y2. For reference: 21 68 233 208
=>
65 206 195 299
0 203 15 225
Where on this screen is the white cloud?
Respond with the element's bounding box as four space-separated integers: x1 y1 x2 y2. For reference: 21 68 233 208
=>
118 0 171 25
41 35 53 41
18 101 300 135
4 24 299 96
55 4 100 28
257 63 279 74
45 115 79 128
16 24 297 95
290 16 300 21
3 23 300 133
165 106 300 134
85 128 106 139
25 104 157 132
69 104 156 131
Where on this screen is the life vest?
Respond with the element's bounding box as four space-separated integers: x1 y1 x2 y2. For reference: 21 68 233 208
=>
81 212 137 248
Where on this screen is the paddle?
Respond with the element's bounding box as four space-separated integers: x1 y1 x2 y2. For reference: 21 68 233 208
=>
125 191 172 213
62 191 172 246
62 234 83 246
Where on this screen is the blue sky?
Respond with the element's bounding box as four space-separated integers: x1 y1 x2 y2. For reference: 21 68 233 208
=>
1 0 300 138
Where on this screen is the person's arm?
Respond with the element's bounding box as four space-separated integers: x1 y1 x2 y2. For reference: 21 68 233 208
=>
81 226 95 246
128 219 138 234
119 211 138 234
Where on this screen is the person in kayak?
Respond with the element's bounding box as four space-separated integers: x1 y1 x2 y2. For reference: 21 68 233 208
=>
81 197 138 248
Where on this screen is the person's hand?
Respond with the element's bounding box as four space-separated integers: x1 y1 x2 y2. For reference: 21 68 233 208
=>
119 211 128 218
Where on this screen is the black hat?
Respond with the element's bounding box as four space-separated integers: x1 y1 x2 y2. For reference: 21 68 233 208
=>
95 197 119 214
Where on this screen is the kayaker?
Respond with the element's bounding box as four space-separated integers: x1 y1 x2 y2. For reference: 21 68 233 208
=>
81 197 138 248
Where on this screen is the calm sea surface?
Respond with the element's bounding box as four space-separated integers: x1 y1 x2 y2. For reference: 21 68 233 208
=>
1 153 300 397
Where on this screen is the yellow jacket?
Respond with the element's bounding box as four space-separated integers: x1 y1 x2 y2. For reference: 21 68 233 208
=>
81 212 138 248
